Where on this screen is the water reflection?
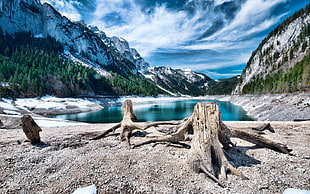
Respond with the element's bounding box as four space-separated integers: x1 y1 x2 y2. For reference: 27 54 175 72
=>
54 100 255 123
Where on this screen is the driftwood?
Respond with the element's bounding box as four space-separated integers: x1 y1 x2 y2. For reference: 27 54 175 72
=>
251 123 275 133
91 123 121 140
91 100 183 142
88 99 292 186
132 102 248 186
231 128 292 154
21 115 42 143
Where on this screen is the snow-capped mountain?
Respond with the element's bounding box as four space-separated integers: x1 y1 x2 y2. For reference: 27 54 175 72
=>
143 66 213 96
0 0 148 74
87 26 150 72
0 0 215 96
234 4 310 94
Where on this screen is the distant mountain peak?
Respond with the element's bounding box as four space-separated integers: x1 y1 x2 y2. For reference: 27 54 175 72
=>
143 66 212 96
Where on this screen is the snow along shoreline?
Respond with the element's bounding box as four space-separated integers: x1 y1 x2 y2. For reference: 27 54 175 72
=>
1 93 310 127
0 95 104 116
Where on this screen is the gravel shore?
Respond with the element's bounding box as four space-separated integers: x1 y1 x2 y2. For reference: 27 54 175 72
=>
0 94 309 193
210 93 310 121
0 120 309 193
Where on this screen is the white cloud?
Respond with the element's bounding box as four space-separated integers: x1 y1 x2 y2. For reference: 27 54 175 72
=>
205 71 240 78
181 40 256 51
43 0 297 78
89 0 207 56
89 0 289 59
174 52 250 71
213 0 234 6
41 0 82 21
205 0 288 41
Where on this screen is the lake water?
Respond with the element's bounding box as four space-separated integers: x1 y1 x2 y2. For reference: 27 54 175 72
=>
53 99 255 123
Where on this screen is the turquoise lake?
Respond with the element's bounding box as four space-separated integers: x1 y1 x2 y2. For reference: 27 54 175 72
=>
54 99 255 123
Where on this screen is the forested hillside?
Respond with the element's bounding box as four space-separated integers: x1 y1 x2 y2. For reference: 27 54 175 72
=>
0 31 165 98
207 76 240 95
234 4 310 94
242 53 310 94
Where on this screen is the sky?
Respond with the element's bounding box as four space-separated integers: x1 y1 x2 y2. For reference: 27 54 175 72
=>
41 0 309 79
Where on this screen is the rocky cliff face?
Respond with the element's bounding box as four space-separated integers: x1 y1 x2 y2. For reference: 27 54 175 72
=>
143 66 212 96
234 5 310 94
0 0 149 74
86 26 151 72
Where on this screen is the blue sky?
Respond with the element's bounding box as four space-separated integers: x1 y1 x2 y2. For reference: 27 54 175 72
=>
42 0 309 79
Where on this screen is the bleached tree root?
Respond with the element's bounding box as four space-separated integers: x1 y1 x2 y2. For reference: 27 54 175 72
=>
231 128 292 155
251 123 275 133
131 102 292 185
86 99 292 186
134 102 247 184
90 123 121 140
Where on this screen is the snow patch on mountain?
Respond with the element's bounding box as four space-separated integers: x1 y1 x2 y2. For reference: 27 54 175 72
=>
143 66 212 96
0 0 151 77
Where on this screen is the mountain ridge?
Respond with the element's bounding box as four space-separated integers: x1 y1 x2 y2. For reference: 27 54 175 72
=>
143 66 212 96
0 0 150 74
0 0 216 97
2 0 308 98
234 4 310 94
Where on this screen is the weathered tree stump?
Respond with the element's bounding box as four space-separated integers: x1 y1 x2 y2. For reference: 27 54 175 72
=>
119 100 144 144
88 100 292 186
188 102 247 185
132 101 292 185
21 115 42 143
132 102 246 185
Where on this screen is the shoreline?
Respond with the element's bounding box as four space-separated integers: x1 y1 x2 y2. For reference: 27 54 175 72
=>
103 93 310 122
0 95 309 193
1 93 310 126
211 93 310 121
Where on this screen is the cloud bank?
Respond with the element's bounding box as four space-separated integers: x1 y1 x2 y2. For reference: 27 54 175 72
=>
42 0 309 79
41 0 82 21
